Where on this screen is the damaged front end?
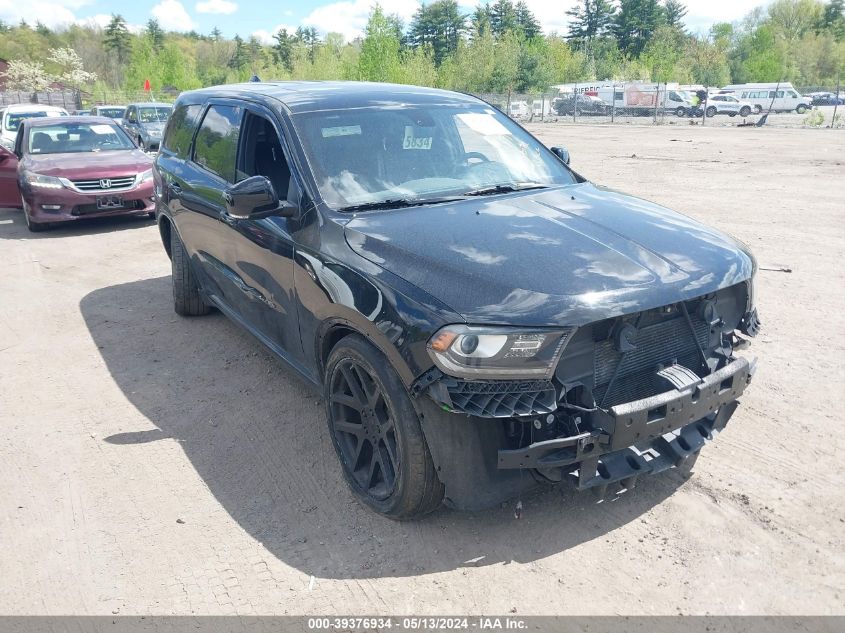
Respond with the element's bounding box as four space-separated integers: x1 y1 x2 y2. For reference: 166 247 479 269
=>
414 282 759 509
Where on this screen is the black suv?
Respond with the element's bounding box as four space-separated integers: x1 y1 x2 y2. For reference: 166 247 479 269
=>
154 81 760 518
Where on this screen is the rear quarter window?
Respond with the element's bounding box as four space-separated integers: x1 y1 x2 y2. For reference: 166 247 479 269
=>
162 104 203 159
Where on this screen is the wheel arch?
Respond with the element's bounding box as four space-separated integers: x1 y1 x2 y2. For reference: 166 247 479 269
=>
316 317 416 388
158 214 173 259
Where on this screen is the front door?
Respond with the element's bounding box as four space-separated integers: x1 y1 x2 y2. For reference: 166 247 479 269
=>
224 107 304 364
0 145 21 209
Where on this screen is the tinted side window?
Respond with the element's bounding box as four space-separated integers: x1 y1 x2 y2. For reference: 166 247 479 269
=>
162 104 202 159
192 105 242 182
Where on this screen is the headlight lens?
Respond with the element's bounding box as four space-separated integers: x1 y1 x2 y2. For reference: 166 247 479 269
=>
427 325 575 379
25 173 64 189
138 168 153 183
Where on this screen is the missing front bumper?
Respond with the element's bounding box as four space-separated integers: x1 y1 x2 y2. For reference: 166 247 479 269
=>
497 356 755 486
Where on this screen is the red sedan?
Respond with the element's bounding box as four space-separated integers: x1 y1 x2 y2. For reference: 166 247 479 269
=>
0 116 155 232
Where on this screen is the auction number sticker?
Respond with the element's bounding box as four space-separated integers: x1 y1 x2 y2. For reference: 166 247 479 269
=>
403 126 433 150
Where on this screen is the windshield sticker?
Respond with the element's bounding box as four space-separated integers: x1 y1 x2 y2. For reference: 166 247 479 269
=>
321 125 362 138
403 126 433 150
90 124 116 135
456 112 509 135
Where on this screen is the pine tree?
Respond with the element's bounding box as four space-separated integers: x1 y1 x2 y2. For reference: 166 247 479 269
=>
470 4 493 38
273 28 295 73
409 0 466 66
296 26 320 63
490 0 517 37
229 35 247 71
146 19 165 48
514 1 541 38
613 0 666 57
566 0 616 56
664 0 688 31
103 14 132 85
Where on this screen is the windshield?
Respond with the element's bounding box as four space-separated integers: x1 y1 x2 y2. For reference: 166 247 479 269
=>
99 108 126 118
138 106 171 123
5 110 65 132
27 122 135 154
292 105 576 208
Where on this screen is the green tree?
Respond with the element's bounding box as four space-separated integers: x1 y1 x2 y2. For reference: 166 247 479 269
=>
664 1 688 30
229 35 247 72
514 1 541 38
490 0 518 37
567 0 616 44
614 0 667 57
146 19 165 48
408 0 466 66
358 5 403 82
822 0 845 38
272 28 296 73
470 4 493 37
103 14 132 84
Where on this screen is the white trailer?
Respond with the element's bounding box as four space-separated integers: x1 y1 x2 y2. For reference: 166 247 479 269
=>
550 81 692 116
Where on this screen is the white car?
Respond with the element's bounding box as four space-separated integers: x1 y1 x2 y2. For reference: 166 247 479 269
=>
705 94 754 118
0 104 69 145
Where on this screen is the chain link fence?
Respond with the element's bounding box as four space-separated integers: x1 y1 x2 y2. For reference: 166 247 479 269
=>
476 84 844 129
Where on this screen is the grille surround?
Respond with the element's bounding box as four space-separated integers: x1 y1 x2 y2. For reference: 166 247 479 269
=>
593 316 710 406
69 175 137 192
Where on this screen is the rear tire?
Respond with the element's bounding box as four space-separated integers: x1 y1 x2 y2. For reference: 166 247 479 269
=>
739 106 751 117
753 104 763 114
706 106 717 117
325 334 444 519
675 106 686 117
170 229 211 316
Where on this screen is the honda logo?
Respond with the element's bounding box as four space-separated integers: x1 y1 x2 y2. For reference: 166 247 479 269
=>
99 179 112 189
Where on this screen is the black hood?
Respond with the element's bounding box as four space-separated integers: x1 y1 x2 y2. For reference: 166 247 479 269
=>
344 183 754 326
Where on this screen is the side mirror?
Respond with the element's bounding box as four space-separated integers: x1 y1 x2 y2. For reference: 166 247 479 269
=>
551 146 570 165
223 175 297 220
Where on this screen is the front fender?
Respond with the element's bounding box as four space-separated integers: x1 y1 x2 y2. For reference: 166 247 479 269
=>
293 245 462 388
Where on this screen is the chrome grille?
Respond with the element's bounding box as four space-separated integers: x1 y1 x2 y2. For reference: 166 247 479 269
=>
71 175 136 192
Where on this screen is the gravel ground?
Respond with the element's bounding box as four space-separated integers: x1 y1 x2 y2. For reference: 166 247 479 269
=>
0 124 842 616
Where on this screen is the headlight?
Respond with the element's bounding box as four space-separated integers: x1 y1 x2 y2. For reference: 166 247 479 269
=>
25 173 64 189
427 325 575 379
138 168 153 183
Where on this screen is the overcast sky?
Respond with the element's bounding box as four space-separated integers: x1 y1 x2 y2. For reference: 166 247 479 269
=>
0 0 768 43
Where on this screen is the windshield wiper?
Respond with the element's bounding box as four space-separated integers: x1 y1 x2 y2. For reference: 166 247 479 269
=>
337 196 466 213
462 182 549 197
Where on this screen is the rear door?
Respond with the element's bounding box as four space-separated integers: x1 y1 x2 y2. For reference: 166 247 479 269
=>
174 101 246 310
0 144 20 208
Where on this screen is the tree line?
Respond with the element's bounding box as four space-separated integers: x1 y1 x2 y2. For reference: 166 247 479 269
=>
1 0 843 100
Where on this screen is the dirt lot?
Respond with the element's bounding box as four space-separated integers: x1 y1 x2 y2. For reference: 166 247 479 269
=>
0 125 842 616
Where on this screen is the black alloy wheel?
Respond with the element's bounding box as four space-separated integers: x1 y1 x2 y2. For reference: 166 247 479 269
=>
329 358 400 500
324 334 444 518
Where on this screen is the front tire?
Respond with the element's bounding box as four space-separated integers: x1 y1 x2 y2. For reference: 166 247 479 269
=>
753 104 763 114
740 106 751 117
706 106 717 117
170 229 211 316
676 106 686 117
325 334 444 519
796 104 808 114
